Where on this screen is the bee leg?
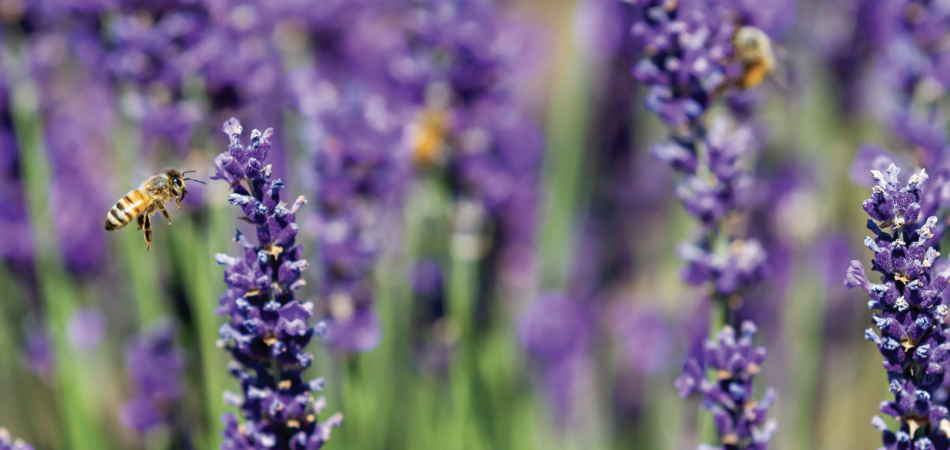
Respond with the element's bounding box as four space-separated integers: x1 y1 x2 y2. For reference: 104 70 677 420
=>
156 201 172 226
177 189 187 209
143 214 152 252
136 215 145 231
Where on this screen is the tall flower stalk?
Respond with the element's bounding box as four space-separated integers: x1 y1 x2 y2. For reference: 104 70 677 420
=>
629 0 777 446
632 0 769 312
211 118 342 449
845 163 950 447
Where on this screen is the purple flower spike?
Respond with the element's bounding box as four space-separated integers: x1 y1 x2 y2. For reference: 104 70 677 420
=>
212 118 341 449
675 322 777 448
848 160 950 446
67 308 105 352
0 428 33 450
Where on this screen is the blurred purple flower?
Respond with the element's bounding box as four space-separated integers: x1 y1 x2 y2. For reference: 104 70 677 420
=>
846 162 950 445
66 308 105 352
411 259 443 297
0 63 33 265
20 329 52 382
286 69 406 353
0 428 33 450
850 144 900 187
573 0 637 61
713 0 797 37
518 294 591 359
120 321 184 433
675 322 777 449
518 293 592 425
40 74 115 273
611 306 672 375
212 118 342 448
678 239 770 296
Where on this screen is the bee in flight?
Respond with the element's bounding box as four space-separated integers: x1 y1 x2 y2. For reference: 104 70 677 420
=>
731 26 785 90
104 169 205 251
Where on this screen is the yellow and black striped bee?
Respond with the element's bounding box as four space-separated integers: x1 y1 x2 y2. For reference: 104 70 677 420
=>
104 169 204 251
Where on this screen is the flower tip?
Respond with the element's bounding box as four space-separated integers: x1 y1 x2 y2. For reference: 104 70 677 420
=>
314 321 329 338
222 118 243 136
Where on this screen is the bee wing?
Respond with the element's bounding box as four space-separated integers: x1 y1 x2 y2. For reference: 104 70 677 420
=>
770 43 790 91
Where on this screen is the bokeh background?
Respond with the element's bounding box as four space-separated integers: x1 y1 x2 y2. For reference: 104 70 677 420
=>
0 0 934 449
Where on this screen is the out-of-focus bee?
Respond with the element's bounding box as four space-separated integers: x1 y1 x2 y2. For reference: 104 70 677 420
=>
411 109 448 168
104 169 205 251
730 26 784 90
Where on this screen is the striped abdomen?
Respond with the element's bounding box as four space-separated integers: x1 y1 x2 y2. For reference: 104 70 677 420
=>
104 189 150 231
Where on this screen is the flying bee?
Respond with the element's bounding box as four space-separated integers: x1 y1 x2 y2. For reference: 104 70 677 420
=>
104 169 205 251
730 26 785 90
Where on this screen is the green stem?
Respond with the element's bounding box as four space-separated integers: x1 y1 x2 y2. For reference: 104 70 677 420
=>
171 198 232 449
538 33 593 290
698 297 727 446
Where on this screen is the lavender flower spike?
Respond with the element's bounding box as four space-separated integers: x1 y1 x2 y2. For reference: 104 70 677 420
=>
675 321 776 449
213 118 342 449
846 162 950 447
0 429 32 450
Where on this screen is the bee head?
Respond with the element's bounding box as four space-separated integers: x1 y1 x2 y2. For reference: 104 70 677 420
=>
732 26 771 59
167 169 206 192
164 169 182 188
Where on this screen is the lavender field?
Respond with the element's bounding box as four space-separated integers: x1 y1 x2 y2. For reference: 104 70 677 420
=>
0 0 942 449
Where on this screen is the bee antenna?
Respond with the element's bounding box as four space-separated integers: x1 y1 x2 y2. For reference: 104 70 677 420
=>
181 170 198 175
184 178 207 185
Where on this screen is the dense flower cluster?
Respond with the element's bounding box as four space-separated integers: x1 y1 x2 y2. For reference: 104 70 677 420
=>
675 322 777 450
845 163 950 448
120 321 185 432
518 294 592 425
212 118 342 449
630 0 736 131
0 429 32 450
656 116 769 296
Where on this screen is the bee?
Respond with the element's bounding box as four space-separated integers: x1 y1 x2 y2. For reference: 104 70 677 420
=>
730 26 784 90
104 169 205 251
410 109 448 168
